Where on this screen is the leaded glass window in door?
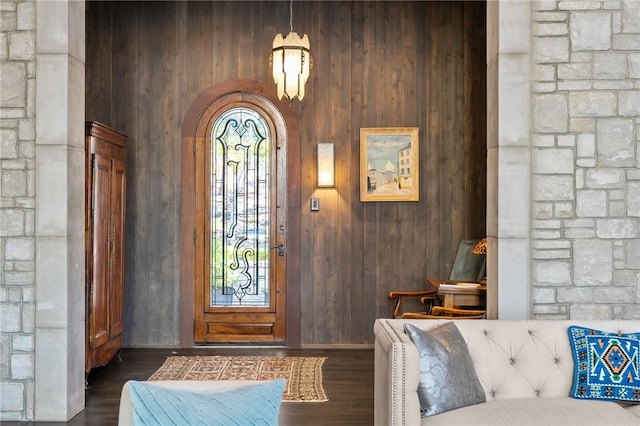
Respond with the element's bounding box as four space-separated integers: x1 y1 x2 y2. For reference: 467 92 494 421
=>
210 107 270 307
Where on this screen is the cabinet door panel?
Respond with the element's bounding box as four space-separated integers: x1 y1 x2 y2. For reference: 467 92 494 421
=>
109 158 126 338
90 154 112 349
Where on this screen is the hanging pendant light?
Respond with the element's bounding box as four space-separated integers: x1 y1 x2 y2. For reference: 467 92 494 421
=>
271 0 312 102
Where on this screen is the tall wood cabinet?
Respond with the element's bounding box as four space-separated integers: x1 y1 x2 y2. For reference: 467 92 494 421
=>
85 121 127 373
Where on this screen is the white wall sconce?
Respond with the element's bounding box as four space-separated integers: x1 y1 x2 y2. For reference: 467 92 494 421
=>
317 143 335 188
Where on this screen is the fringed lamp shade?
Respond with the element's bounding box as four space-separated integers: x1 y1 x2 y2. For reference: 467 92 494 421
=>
271 32 311 102
471 238 487 255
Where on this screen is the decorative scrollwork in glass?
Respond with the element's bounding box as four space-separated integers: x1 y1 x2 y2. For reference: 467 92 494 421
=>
210 108 270 307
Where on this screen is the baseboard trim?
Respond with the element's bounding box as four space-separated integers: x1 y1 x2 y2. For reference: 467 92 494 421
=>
299 344 374 349
122 343 374 350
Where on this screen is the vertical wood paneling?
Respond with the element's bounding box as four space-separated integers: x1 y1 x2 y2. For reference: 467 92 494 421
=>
85 1 112 123
133 1 151 344
159 2 176 343
399 0 421 319
332 2 354 344
464 2 488 238
316 1 336 345
348 0 365 343
423 3 441 289
326 2 343 344
450 3 467 258
118 1 138 346
175 0 191 347
379 1 398 323
145 4 163 344
85 1 486 347
360 0 382 342
118 1 137 345
298 0 316 344
111 4 127 132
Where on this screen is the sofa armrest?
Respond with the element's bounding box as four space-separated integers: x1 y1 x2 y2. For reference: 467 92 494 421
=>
374 319 422 426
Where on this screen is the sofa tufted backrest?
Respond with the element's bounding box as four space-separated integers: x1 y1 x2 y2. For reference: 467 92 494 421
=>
387 319 639 401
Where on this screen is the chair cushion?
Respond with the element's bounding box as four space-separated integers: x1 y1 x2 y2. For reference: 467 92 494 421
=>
568 325 640 403
404 321 486 417
126 378 286 425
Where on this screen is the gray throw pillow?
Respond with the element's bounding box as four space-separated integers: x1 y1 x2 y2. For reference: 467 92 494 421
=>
404 322 486 417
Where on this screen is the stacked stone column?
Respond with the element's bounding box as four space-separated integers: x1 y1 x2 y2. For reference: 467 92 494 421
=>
532 0 640 319
2 0 86 420
1 0 36 420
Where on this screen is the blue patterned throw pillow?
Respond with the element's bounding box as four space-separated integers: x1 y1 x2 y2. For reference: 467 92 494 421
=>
568 326 640 403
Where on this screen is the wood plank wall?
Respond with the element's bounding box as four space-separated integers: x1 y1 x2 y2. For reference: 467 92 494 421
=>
85 0 486 346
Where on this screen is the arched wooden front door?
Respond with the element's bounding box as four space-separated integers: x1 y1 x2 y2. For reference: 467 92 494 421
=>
181 80 300 345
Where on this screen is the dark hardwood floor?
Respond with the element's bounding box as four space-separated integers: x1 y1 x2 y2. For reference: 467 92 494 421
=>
10 347 374 425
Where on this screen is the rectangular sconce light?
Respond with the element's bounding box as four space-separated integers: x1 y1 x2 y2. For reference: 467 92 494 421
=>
317 143 335 187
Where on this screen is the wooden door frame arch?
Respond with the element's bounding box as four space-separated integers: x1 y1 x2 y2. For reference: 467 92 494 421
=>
180 79 301 347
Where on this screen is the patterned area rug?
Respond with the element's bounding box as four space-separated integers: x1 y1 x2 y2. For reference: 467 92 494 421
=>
148 356 328 402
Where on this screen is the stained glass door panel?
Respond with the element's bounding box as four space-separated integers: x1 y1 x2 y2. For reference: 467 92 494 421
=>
210 108 270 308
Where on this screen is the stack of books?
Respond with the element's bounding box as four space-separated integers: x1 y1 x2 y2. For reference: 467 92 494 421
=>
438 281 481 289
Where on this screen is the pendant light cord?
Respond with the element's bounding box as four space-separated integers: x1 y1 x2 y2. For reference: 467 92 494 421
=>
289 0 294 33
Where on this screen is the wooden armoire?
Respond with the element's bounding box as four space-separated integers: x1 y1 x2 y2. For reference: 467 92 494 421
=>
85 121 127 373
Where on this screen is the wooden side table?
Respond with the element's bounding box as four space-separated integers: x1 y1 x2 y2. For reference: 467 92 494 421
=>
436 284 486 309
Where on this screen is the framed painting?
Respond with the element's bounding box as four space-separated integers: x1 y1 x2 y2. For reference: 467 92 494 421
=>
360 127 419 202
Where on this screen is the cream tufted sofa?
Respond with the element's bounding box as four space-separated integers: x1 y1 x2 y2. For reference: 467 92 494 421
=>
374 318 640 426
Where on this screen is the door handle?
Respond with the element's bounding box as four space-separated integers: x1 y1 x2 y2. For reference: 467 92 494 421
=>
270 244 285 256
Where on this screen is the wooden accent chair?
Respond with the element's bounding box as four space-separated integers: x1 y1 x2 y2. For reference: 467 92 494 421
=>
400 306 486 320
388 239 486 318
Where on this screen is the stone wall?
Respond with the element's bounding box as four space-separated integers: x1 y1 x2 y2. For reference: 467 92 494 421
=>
2 0 85 420
0 0 36 420
532 0 640 319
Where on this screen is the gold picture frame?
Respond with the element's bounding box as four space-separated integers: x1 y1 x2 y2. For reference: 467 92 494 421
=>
360 127 420 202
360 127 419 202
